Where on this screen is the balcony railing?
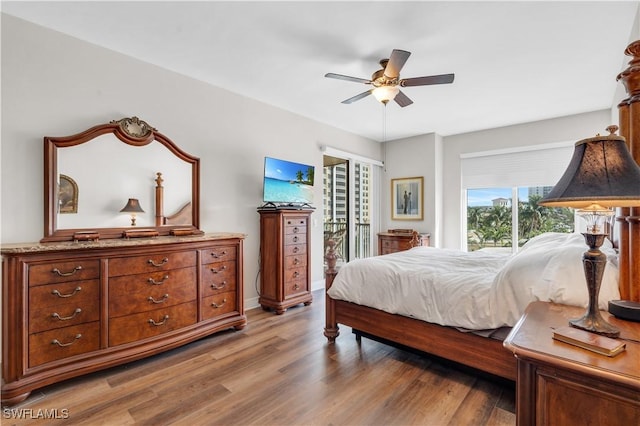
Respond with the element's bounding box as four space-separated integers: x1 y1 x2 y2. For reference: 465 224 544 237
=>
324 222 371 261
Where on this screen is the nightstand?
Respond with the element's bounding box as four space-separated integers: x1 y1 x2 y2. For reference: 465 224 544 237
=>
504 301 640 425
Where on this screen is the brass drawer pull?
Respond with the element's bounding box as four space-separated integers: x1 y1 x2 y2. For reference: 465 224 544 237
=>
147 294 169 304
147 258 169 267
52 334 82 347
293 258 300 265
210 250 228 259
293 271 300 278
52 286 82 298
210 266 227 274
293 236 299 242
210 281 227 290
148 315 169 326
292 227 299 233
292 247 299 253
148 275 169 285
52 308 82 321
294 284 300 290
51 266 83 277
211 298 227 308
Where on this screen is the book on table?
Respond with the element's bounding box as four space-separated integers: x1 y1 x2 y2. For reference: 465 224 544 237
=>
552 326 626 357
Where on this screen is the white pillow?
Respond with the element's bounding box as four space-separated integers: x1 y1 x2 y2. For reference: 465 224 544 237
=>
541 237 619 309
495 232 619 310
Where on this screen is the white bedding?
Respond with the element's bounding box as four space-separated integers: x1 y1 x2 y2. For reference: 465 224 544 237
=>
327 232 620 330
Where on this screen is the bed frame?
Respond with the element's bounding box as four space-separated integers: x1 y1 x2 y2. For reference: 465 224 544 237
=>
324 40 640 382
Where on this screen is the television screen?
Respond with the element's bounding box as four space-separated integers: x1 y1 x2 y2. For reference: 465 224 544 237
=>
263 157 315 206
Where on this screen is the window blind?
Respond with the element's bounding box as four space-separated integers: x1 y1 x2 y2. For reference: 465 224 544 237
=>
460 143 574 189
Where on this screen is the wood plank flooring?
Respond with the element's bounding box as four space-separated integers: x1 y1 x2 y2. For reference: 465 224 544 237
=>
2 290 516 425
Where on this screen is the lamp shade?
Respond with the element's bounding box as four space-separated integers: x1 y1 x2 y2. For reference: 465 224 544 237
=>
120 198 145 213
539 131 640 208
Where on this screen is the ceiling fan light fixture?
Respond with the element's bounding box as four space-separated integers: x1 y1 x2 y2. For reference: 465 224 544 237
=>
372 85 399 104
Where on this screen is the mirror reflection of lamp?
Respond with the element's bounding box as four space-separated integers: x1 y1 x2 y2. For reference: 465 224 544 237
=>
120 198 144 226
539 125 640 338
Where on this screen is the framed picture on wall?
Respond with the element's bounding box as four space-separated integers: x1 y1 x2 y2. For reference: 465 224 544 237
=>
391 176 423 220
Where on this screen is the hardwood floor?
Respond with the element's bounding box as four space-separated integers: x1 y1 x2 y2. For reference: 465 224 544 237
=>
2 290 515 425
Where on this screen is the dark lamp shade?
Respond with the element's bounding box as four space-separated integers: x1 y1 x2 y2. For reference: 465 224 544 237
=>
539 134 640 208
120 198 145 213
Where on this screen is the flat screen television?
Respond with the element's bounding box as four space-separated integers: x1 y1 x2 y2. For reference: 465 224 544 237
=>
262 156 315 207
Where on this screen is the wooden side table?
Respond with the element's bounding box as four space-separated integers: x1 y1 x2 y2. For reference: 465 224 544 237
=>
504 301 640 425
377 230 430 255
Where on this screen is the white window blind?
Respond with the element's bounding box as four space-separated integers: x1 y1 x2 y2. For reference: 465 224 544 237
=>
461 143 574 189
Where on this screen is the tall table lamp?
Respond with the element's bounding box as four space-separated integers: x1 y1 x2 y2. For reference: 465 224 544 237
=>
539 126 640 338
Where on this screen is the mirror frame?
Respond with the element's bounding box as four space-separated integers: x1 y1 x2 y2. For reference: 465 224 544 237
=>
42 117 201 242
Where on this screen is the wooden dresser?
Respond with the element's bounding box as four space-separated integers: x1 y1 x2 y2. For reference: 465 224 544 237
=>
258 209 313 314
377 230 430 255
504 301 640 425
1 233 246 405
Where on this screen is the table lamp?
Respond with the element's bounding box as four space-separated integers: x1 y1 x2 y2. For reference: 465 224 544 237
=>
539 126 640 337
120 198 145 226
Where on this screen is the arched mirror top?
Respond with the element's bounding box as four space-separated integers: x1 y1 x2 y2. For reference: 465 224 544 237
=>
42 117 201 242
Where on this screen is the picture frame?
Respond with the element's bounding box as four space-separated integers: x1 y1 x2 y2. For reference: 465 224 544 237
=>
58 174 78 214
391 176 423 220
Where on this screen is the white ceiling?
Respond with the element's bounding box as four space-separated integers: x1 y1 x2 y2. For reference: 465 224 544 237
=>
2 1 638 141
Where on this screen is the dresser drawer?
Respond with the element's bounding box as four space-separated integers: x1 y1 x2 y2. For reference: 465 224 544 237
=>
284 233 306 245
108 250 196 277
202 260 235 284
284 254 306 269
381 239 402 250
109 280 196 318
284 278 308 298
108 266 196 294
29 279 99 309
108 301 197 347
202 267 237 298
201 292 237 320
29 322 100 368
284 244 306 256
29 290 100 334
284 266 306 283
29 260 100 286
200 245 237 265
284 216 307 229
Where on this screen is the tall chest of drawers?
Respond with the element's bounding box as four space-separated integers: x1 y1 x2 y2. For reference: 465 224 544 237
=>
1 233 246 405
258 209 313 314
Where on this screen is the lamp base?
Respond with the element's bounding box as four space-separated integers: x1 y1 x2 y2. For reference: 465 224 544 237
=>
569 312 620 338
570 232 620 338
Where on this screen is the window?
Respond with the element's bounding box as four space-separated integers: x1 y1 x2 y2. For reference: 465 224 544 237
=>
466 187 574 252
461 143 576 252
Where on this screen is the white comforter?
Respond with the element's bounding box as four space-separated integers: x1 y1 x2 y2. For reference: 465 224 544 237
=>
327 232 620 330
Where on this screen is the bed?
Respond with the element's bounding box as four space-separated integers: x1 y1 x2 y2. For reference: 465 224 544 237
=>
324 42 640 382
324 233 620 380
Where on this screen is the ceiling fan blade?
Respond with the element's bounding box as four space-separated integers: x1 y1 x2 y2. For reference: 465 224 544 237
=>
400 73 455 87
394 90 413 107
325 73 372 84
384 49 411 79
341 90 373 104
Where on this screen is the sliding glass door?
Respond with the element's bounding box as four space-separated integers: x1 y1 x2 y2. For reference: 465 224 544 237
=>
323 156 373 262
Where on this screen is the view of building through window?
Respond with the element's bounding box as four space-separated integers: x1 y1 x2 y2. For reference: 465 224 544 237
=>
323 159 372 260
467 186 574 252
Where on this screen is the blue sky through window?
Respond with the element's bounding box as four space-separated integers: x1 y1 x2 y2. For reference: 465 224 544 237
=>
467 188 530 207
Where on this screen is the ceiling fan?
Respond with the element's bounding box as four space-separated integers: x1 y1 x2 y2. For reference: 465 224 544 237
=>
325 49 454 107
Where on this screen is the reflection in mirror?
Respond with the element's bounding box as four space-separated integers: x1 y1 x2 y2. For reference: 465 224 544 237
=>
42 117 201 242
56 135 192 229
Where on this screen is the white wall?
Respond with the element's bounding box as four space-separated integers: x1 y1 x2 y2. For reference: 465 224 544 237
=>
382 133 442 246
0 15 382 307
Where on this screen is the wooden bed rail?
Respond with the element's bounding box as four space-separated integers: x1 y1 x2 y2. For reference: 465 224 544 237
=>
616 40 640 302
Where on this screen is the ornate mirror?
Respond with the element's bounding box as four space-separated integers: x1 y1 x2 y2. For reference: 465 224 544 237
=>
42 117 201 242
